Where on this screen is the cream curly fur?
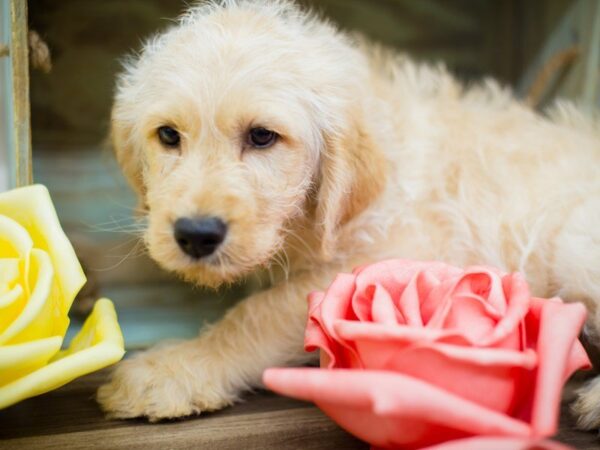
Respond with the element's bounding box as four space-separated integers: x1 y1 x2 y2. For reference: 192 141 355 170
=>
97 0 600 426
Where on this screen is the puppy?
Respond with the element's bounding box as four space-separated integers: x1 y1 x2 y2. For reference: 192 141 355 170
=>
97 0 600 427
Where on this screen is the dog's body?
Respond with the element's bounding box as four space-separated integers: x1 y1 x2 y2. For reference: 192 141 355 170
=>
97 0 600 427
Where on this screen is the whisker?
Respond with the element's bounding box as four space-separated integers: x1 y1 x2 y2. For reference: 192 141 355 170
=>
87 239 148 272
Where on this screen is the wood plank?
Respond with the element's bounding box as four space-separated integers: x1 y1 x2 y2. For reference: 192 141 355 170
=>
9 0 32 187
0 409 367 450
579 0 600 109
0 0 12 192
0 370 366 450
1 369 600 449
517 0 600 108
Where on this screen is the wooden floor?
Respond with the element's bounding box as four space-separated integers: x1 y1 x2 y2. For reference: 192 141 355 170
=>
0 371 599 449
0 370 365 450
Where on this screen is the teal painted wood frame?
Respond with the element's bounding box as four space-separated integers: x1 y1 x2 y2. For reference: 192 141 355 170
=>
0 0 32 189
518 0 600 110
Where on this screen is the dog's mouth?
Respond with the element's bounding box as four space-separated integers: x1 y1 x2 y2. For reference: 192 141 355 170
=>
182 247 232 268
181 239 287 287
146 211 285 287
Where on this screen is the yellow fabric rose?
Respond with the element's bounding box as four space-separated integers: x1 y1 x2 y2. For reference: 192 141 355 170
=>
0 185 125 409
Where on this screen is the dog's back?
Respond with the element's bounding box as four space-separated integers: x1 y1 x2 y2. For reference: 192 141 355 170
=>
347 43 600 303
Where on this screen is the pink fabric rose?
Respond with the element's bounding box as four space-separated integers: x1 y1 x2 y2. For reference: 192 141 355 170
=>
263 260 590 449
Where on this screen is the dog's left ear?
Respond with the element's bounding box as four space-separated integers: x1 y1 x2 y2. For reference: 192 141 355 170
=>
315 109 387 259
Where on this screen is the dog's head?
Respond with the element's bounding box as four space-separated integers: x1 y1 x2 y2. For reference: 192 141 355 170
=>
112 0 386 287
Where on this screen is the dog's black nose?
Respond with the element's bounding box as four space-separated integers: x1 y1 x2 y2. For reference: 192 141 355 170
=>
174 217 227 259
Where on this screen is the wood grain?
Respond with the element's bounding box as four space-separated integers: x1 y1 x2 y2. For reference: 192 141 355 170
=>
0 369 366 450
0 369 599 449
10 0 32 187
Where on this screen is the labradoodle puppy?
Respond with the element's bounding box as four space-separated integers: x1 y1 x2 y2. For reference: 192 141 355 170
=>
97 0 600 427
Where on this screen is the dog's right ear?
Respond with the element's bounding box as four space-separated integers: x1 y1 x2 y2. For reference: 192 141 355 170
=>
111 110 147 212
315 106 387 260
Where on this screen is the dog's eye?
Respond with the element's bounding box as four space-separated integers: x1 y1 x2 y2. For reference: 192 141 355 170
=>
157 126 181 148
248 127 277 149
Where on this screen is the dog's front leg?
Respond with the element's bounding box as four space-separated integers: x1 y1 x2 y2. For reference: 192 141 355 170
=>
97 271 328 421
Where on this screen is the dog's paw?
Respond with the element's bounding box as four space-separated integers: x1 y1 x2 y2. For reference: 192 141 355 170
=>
572 377 600 430
97 345 234 421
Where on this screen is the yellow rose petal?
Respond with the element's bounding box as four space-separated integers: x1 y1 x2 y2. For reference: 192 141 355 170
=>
0 185 86 314
0 216 33 306
0 284 25 335
0 258 23 291
54 299 124 359
0 215 33 260
0 218 32 334
0 336 62 385
0 299 124 410
0 284 23 309
0 258 24 329
0 249 56 345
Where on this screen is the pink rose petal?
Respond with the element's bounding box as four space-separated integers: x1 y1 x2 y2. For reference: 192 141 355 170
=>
306 292 338 368
353 260 461 327
395 271 437 326
528 299 589 435
441 293 501 342
308 273 362 369
483 273 531 346
280 259 592 449
264 368 532 449
419 436 574 450
371 284 401 325
335 323 537 414
333 320 469 346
